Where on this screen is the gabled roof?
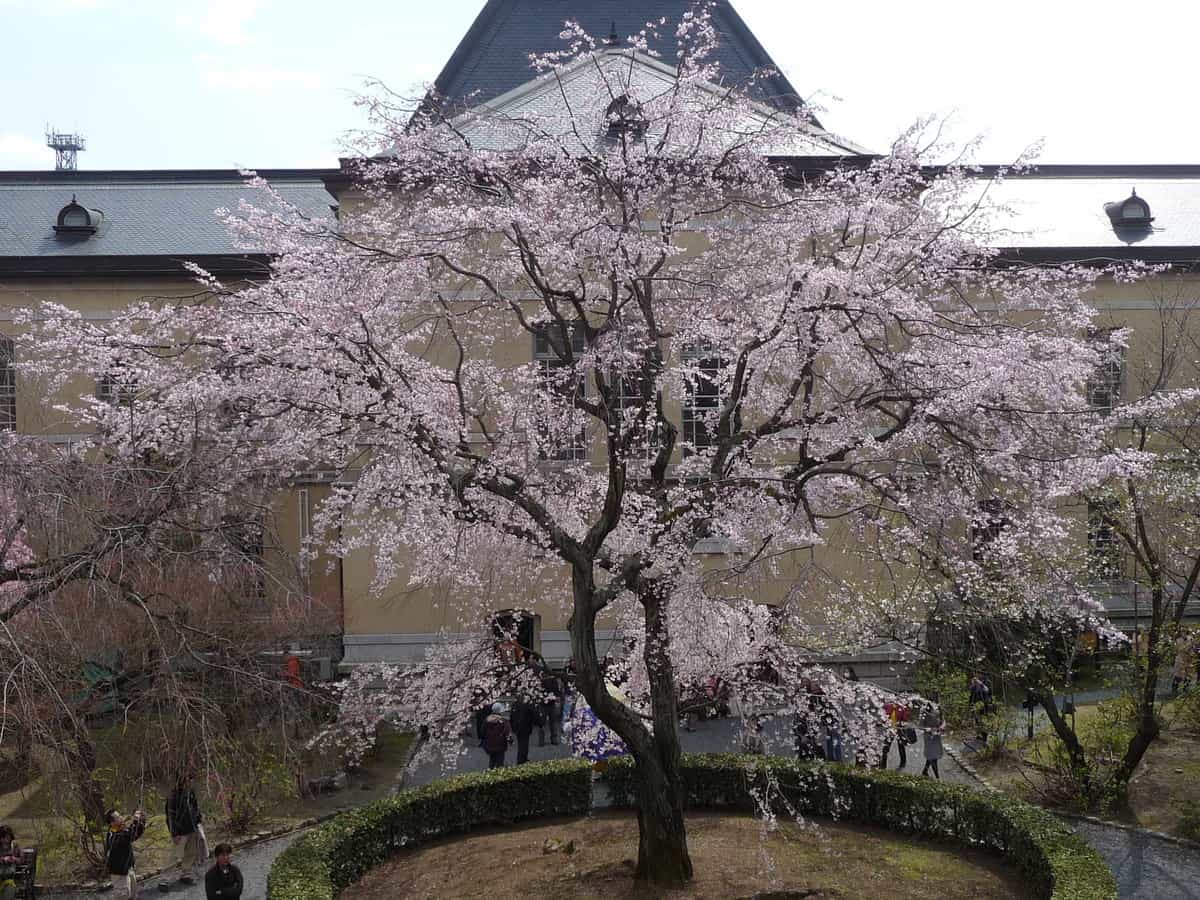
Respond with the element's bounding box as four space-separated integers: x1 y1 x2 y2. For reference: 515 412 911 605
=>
430 0 814 119
0 169 337 276
448 48 869 156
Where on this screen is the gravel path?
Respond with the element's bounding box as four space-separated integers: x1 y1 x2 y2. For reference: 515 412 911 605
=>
52 831 300 900
1074 821 1200 900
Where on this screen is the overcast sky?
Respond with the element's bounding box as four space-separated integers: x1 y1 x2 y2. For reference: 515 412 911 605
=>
0 0 1193 171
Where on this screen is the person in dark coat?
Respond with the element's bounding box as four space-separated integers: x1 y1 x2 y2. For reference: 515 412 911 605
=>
205 843 243 900
510 700 537 764
537 669 563 746
482 703 512 768
471 688 490 741
104 808 146 900
166 777 208 885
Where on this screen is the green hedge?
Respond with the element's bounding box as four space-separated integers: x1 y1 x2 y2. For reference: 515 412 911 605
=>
604 753 1116 900
268 752 1114 900
266 758 592 900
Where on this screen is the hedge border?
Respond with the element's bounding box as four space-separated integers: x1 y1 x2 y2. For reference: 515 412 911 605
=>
266 758 592 900
267 752 1115 900
603 753 1116 900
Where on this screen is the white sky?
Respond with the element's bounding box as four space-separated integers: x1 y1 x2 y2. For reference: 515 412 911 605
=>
0 0 1193 170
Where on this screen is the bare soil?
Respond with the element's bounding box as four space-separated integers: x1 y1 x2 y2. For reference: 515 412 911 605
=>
343 810 1027 900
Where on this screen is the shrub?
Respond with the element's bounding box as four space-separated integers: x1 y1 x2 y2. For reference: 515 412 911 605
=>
211 739 297 834
1177 798 1200 842
267 758 592 900
604 753 1116 900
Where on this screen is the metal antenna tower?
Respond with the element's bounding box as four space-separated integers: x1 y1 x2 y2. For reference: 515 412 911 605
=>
45 126 86 171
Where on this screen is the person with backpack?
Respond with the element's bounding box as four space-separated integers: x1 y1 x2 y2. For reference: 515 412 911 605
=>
205 843 243 900
104 808 146 899
880 699 912 769
482 703 512 768
166 776 208 885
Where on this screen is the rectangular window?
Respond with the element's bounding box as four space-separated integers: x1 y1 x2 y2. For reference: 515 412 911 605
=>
682 354 726 454
971 496 1007 562
0 335 15 431
223 517 267 605
533 323 587 461
96 371 138 408
615 367 662 461
1087 499 1120 579
1087 329 1124 414
298 488 312 591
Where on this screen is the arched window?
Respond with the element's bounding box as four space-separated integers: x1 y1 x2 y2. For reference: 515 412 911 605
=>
53 195 103 235
605 94 648 142
1104 189 1153 228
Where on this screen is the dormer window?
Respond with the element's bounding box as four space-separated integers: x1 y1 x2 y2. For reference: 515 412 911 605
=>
605 94 648 141
1104 189 1153 228
53 195 103 235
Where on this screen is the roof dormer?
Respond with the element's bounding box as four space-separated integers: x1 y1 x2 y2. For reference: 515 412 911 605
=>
1104 188 1153 228
53 195 103 235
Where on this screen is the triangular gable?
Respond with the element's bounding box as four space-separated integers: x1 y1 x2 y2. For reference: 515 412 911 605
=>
451 49 871 157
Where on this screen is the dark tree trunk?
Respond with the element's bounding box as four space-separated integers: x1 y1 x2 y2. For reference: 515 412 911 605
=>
632 585 693 886
1113 586 1165 785
66 733 107 828
632 746 692 885
569 566 693 887
1039 691 1096 799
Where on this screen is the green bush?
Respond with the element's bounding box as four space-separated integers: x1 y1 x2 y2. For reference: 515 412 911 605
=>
604 753 1116 900
266 758 592 900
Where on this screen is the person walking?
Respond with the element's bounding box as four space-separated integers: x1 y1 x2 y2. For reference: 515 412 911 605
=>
921 703 945 779
104 808 146 900
537 668 563 746
166 776 208 885
204 843 243 900
482 702 512 769
511 700 537 765
881 699 910 769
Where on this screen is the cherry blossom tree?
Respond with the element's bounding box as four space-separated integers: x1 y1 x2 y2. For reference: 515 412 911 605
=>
0 432 336 857
24 6 1123 885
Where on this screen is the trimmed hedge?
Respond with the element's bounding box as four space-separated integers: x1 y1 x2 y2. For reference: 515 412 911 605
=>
266 758 592 900
604 753 1117 900
268 752 1114 900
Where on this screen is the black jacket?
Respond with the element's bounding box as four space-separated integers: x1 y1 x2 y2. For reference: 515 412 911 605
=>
105 820 145 876
166 787 203 837
205 862 243 899
511 702 537 738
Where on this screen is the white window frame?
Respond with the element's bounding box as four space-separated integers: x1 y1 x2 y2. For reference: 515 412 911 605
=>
533 323 588 462
0 334 15 431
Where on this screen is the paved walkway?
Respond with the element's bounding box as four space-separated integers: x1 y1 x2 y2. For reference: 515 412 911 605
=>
53 715 1200 899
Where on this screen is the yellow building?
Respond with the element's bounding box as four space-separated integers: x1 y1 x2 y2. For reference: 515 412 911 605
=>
4 2 1199 678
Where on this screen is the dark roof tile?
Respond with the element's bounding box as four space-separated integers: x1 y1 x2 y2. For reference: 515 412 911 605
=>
431 0 811 118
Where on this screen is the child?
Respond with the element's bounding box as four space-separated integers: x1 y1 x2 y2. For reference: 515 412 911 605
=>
205 843 243 899
104 809 146 900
